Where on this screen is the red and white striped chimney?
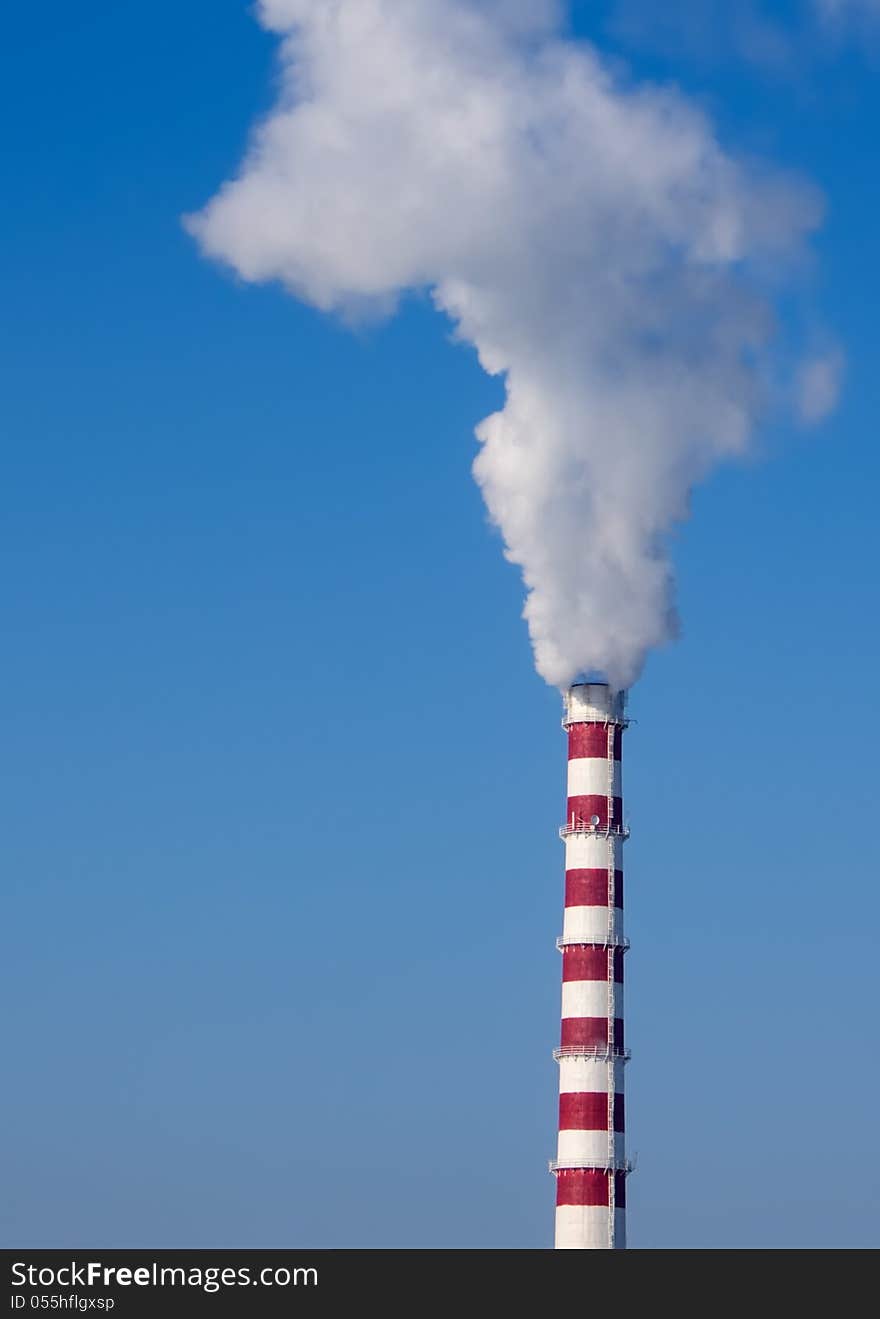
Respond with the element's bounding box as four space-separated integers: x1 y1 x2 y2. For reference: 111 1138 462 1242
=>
551 681 631 1249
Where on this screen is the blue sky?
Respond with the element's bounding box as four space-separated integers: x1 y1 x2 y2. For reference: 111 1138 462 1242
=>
2 1 878 1248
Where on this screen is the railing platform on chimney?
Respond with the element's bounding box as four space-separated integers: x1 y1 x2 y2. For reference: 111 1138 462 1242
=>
553 1045 632 1063
559 821 630 840
549 1156 635 1175
556 935 630 952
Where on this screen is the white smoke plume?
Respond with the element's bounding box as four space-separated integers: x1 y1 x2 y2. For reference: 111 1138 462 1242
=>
187 0 829 689
796 350 845 425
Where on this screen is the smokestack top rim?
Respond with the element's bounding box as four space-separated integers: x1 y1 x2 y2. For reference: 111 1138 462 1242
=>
562 682 628 728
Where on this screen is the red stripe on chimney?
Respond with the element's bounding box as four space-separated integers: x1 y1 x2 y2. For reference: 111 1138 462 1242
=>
558 1092 625 1132
560 1018 625 1050
568 725 622 760
565 870 624 908
561 947 624 982
566 795 623 829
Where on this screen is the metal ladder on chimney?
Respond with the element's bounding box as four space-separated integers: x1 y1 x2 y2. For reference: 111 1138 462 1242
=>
605 720 617 1249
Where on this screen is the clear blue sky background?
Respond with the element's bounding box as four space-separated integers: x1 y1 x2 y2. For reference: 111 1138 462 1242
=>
2 2 878 1248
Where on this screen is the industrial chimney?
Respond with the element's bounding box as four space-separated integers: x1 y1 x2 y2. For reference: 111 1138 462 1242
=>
551 682 632 1249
